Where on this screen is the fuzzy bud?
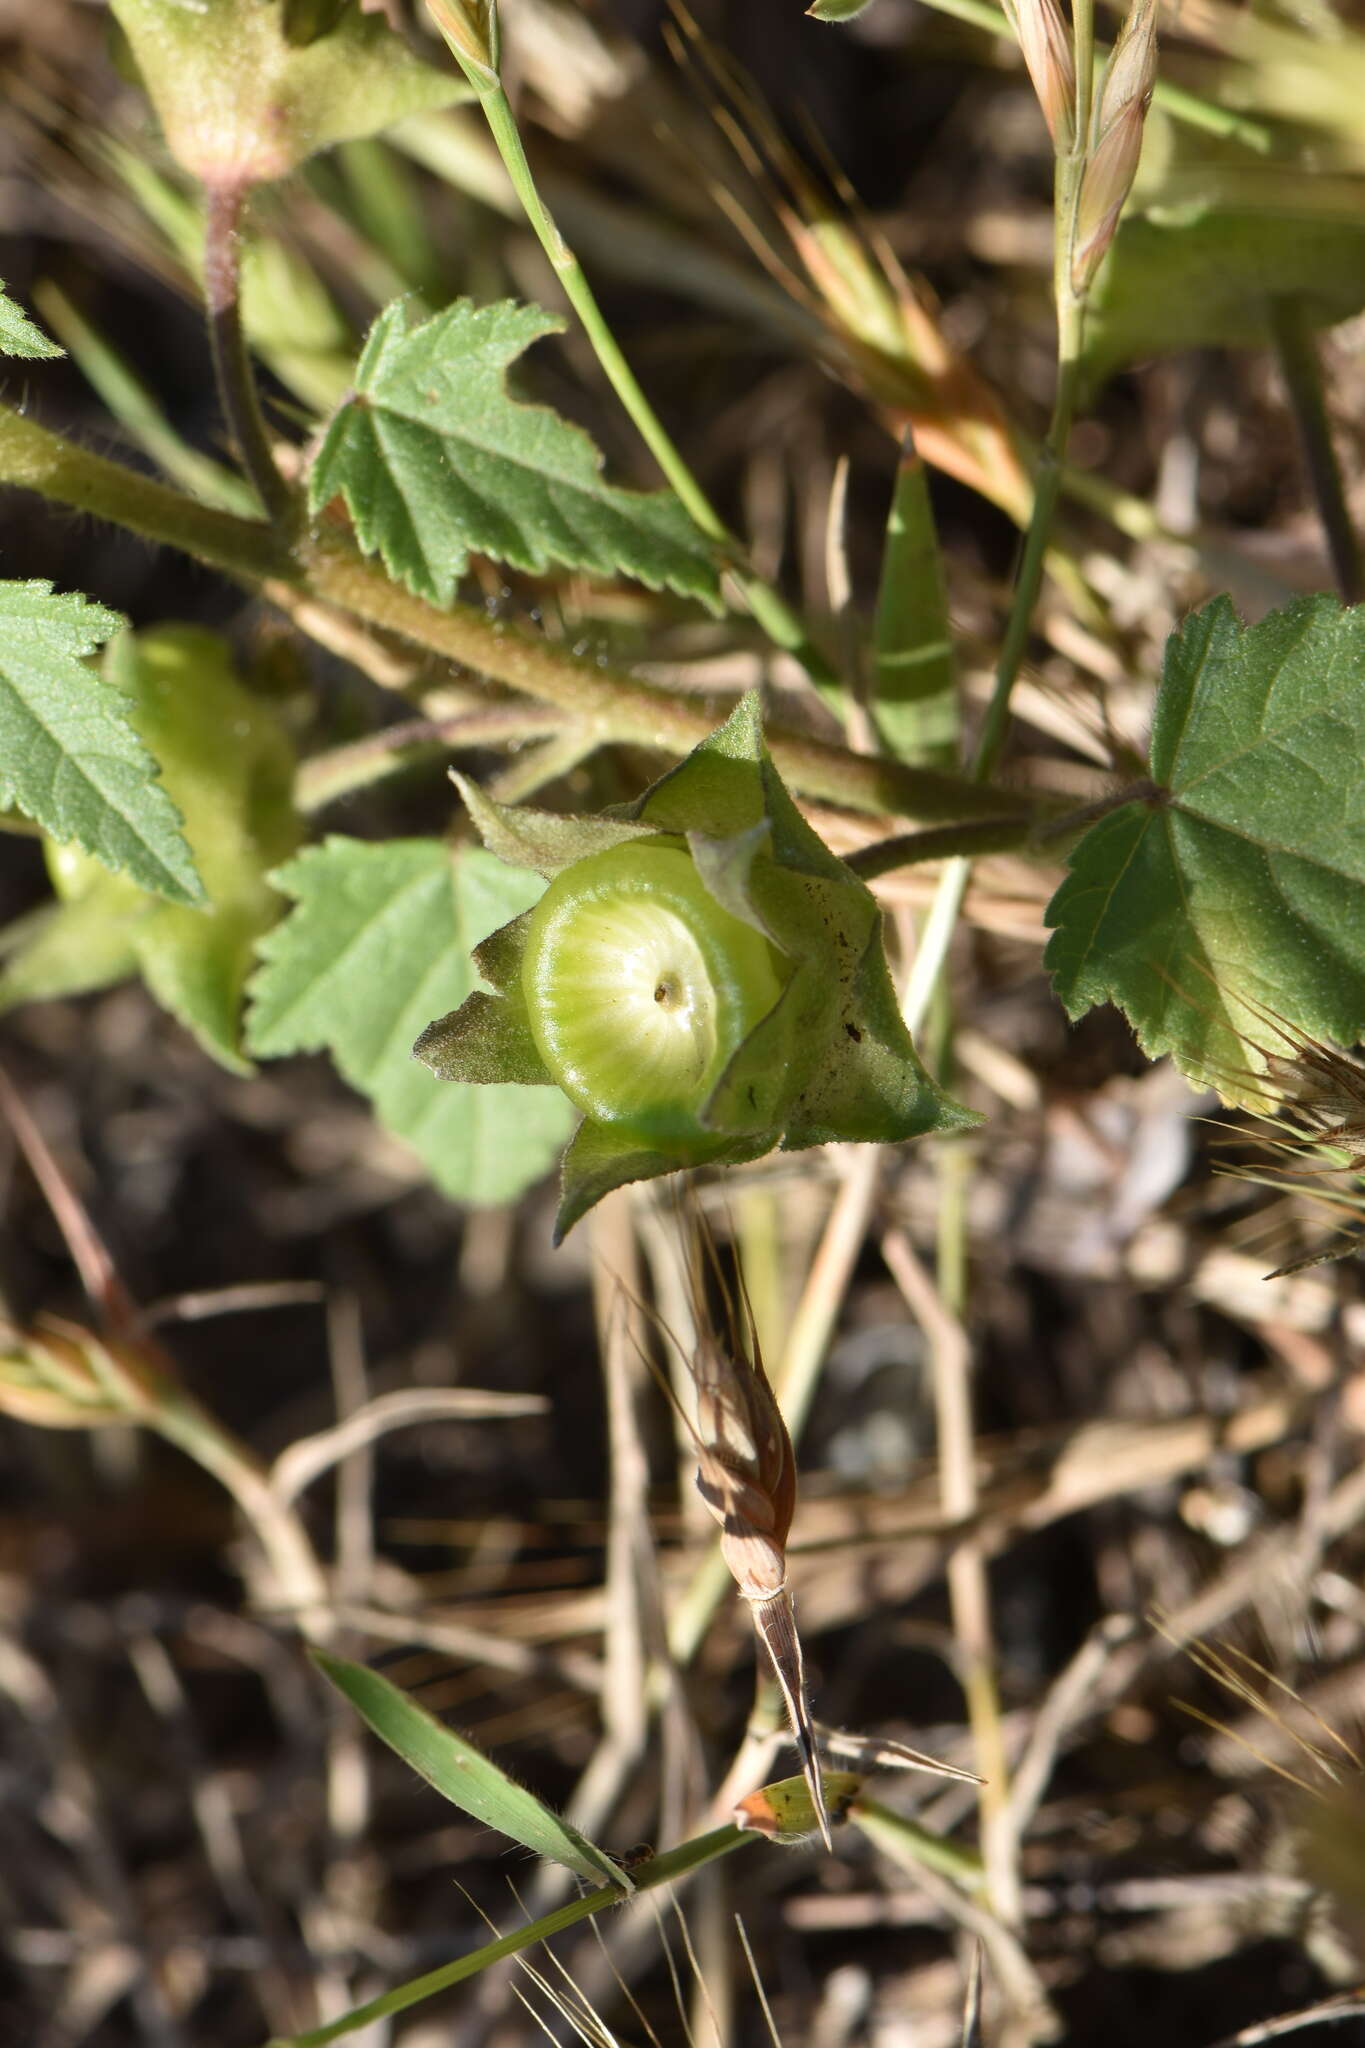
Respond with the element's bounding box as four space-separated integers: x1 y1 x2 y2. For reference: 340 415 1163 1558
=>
1073 0 1158 292
1002 0 1077 152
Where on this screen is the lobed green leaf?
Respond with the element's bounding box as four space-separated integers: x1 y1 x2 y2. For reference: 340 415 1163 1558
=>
247 836 574 1203
0 282 62 360
2 629 298 1070
1046 595 1365 1093
0 584 203 906
309 296 724 609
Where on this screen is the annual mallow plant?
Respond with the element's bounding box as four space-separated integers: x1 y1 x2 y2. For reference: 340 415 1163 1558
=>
1 0 1364 2037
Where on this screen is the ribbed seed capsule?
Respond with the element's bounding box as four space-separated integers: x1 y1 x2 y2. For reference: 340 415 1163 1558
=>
520 841 786 1148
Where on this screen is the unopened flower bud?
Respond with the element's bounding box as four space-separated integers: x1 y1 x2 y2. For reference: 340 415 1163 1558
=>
424 0 499 87
1002 0 1076 152
1073 0 1158 292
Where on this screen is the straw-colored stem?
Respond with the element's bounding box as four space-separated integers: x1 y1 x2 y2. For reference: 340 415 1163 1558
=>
153 1391 334 1642
881 1212 1018 1924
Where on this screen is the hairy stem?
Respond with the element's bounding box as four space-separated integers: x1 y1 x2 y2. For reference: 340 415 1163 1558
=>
202 182 293 526
846 816 1033 878
0 403 1030 824
0 400 288 580
296 539 1023 823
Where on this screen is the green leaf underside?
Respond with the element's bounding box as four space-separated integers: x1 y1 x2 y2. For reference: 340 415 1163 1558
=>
0 629 298 1069
1046 596 1365 1094
247 837 573 1204
870 442 957 766
0 282 62 359
309 297 723 609
0 584 202 905
1087 203 1365 385
312 1652 629 1893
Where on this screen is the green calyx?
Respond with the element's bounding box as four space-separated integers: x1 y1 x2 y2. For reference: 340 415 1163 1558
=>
110 0 464 189
415 693 976 1237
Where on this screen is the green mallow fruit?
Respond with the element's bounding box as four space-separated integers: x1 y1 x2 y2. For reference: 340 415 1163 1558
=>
521 839 790 1152
415 692 976 1237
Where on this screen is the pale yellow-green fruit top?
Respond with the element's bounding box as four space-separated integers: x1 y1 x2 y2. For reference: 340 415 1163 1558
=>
521 840 786 1146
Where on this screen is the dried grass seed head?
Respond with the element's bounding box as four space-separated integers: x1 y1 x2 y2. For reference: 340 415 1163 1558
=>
1001 0 1077 151
1073 0 1158 292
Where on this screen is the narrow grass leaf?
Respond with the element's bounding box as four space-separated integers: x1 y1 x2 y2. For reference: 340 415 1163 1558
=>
262 1823 751 2048
312 1651 629 1891
870 435 957 764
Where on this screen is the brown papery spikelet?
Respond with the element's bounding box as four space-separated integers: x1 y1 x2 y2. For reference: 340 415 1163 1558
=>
681 1197 832 1849
1073 0 1158 292
1001 0 1076 150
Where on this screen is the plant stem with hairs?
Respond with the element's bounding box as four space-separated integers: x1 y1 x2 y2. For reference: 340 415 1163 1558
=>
0 400 1038 830
202 182 294 526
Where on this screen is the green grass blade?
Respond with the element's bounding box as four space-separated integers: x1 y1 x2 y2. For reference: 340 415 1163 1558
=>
33 284 260 516
852 1793 986 1890
870 435 958 766
312 1651 629 1893
263 1822 751 2048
